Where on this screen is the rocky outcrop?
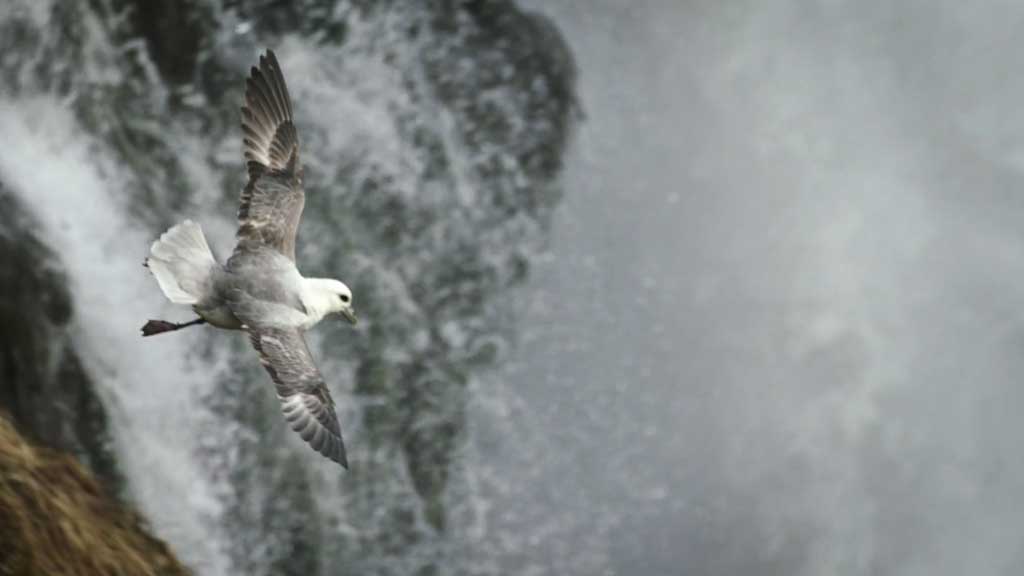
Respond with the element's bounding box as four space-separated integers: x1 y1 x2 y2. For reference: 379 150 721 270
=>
0 415 189 576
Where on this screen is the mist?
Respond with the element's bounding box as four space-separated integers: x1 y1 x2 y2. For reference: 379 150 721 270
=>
504 1 1024 574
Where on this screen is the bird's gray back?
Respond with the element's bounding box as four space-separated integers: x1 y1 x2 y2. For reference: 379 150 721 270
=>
218 246 307 328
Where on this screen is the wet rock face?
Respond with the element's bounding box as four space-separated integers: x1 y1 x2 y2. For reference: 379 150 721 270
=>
116 0 212 85
0 415 189 576
0 184 123 494
293 3 578 570
170 3 580 571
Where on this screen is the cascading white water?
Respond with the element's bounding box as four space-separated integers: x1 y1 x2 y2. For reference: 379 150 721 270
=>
0 97 235 573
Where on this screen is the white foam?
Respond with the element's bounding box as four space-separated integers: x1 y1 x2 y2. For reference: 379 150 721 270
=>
0 97 233 575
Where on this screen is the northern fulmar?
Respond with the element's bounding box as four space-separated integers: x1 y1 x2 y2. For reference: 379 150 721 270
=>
141 50 356 469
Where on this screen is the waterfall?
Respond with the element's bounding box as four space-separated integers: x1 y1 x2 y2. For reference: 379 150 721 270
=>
8 1 1024 575
0 1 579 574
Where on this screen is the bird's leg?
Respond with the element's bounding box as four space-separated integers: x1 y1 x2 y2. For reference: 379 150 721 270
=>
141 318 206 337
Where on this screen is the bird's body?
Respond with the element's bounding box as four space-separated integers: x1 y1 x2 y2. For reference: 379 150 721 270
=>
197 245 305 331
142 50 356 468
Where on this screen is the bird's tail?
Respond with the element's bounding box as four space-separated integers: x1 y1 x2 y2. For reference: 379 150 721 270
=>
146 220 217 305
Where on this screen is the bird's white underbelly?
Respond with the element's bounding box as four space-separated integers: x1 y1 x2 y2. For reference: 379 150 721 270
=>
194 303 244 330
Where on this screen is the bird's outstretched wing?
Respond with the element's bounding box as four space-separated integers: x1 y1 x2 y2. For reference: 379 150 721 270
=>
236 49 305 262
248 327 348 468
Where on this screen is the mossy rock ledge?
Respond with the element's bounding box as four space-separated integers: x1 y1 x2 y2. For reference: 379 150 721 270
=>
0 415 189 576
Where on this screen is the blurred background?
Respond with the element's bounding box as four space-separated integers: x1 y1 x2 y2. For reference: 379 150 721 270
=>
2 1 1024 575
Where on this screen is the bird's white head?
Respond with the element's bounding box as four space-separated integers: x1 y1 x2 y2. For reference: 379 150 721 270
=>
305 278 357 326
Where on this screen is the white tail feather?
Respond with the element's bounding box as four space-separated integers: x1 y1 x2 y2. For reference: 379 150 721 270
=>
147 220 217 305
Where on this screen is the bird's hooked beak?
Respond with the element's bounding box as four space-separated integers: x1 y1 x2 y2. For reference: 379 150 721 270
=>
340 307 358 325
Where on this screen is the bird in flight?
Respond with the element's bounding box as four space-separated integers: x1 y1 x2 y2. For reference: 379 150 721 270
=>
141 50 356 469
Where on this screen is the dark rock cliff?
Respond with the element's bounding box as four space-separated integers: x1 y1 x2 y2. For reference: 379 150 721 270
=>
0 184 124 494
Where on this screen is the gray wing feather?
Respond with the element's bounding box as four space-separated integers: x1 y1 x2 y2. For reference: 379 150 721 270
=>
237 49 304 261
248 327 348 468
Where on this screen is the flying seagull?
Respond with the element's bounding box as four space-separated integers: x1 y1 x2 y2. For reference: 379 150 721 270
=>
141 50 356 469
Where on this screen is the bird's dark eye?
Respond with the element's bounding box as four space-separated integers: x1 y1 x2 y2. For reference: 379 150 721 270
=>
340 294 350 303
